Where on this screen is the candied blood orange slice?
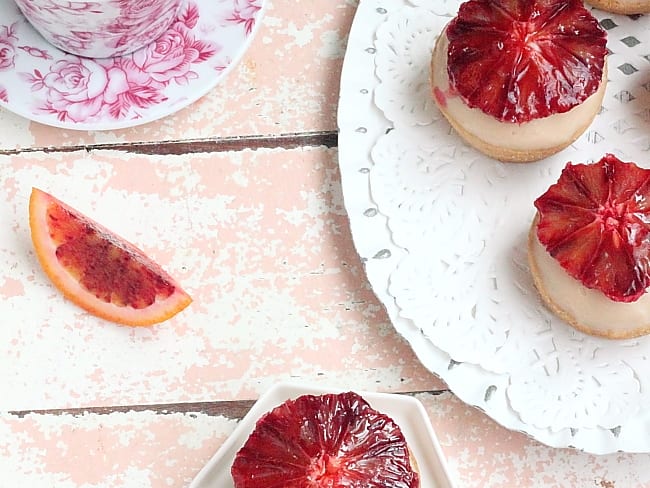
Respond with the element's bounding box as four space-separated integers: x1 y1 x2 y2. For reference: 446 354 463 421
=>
230 392 419 488
534 154 650 302
446 0 607 123
29 188 192 326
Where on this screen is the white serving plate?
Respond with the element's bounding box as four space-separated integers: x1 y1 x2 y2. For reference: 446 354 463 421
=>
338 0 650 453
189 382 455 488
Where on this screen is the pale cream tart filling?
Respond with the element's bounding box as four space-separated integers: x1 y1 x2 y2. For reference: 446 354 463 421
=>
529 227 650 339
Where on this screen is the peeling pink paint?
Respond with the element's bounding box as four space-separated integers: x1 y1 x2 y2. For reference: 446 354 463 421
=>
0 277 24 297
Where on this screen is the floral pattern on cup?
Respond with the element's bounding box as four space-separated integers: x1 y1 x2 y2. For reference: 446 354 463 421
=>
0 0 265 129
19 1 217 123
13 0 183 58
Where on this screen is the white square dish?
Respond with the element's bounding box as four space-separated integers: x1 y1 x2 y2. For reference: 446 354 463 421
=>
189 382 455 488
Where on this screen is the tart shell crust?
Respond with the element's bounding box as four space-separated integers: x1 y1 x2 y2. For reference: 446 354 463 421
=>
585 0 650 14
528 215 650 340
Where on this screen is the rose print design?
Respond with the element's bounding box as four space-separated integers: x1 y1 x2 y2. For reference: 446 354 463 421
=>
25 56 135 122
18 45 53 60
19 2 218 123
14 0 104 20
1 0 265 129
213 0 261 73
131 17 216 84
13 0 180 58
104 0 183 55
227 0 262 34
12 0 108 56
0 23 18 71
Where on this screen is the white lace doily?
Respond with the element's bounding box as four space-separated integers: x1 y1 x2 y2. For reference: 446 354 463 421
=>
338 0 650 453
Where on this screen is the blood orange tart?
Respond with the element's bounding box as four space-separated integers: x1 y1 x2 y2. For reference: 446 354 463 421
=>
431 0 608 163
29 188 191 326
529 154 650 339
230 391 420 488
585 0 650 14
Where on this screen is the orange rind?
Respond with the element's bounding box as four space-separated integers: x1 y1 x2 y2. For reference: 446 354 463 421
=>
29 187 191 326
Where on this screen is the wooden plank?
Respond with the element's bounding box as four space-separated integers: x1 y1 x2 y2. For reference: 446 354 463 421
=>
0 131 338 156
8 389 449 420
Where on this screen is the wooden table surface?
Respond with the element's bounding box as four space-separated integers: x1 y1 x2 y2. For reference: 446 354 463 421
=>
2 1 650 487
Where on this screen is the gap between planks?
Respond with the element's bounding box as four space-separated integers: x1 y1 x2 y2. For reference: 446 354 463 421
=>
0 131 338 156
7 389 450 420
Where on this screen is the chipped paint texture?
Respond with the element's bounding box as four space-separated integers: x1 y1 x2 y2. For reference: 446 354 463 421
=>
4 394 650 487
0 147 439 411
0 0 355 151
0 411 237 487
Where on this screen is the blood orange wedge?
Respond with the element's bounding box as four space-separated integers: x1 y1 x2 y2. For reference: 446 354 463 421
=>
230 391 419 488
29 187 191 326
446 0 607 124
534 154 650 303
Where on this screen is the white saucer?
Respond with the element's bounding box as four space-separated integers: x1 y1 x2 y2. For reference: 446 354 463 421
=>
0 0 266 131
189 382 455 488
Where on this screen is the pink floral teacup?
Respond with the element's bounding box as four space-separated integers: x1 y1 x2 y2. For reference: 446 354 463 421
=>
13 0 184 58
